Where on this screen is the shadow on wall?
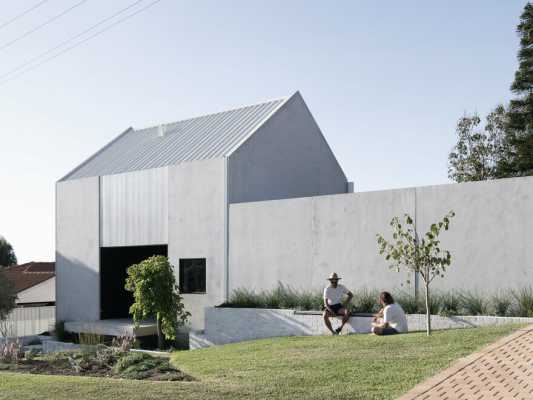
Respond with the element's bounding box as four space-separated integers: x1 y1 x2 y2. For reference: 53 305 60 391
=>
204 308 373 344
56 253 100 322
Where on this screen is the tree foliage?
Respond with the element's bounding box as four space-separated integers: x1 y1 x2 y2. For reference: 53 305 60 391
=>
125 256 190 348
0 269 17 335
0 236 17 268
506 2 533 177
376 211 455 335
448 106 509 182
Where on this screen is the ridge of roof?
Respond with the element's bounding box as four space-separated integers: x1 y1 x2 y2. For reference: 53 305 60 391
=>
59 94 294 181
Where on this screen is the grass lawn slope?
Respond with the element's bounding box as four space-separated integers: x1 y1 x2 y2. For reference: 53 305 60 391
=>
0 325 522 400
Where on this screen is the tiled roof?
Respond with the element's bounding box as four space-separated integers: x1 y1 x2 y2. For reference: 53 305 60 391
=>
3 262 55 293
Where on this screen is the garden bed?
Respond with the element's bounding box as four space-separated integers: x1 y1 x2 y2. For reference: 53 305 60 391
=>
0 344 194 381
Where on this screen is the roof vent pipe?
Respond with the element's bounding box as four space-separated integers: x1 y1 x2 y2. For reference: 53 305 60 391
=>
158 125 166 137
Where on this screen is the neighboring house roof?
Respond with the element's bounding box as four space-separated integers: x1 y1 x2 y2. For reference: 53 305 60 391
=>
3 262 55 293
61 95 291 181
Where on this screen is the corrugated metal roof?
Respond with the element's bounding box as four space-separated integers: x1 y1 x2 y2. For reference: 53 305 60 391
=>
62 96 288 180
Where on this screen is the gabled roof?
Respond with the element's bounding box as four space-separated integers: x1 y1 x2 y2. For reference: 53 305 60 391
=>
4 262 55 293
61 95 292 181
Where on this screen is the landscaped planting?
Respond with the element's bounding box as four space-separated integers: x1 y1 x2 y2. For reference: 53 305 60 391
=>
0 325 524 400
0 337 192 382
223 284 533 317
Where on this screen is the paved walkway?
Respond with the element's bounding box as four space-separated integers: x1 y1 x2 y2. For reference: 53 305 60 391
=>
398 325 533 400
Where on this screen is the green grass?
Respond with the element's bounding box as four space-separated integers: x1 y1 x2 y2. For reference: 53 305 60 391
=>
0 325 523 400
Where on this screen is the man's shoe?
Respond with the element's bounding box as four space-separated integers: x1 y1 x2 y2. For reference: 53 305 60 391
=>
335 327 342 334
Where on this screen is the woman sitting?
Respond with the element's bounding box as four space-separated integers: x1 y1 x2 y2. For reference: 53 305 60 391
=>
371 291 408 335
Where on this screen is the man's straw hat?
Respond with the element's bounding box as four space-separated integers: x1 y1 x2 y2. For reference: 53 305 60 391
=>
327 272 341 281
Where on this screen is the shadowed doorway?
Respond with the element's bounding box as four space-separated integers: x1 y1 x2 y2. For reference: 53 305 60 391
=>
100 245 167 319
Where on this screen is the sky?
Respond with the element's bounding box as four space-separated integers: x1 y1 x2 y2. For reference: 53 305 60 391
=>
0 0 528 263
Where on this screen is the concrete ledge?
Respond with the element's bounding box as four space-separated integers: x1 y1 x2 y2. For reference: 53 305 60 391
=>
193 307 533 349
65 319 157 337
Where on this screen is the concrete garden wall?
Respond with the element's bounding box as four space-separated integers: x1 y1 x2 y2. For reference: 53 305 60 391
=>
229 176 533 295
189 307 533 349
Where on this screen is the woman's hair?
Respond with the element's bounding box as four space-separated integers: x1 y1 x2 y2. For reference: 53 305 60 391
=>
379 291 394 305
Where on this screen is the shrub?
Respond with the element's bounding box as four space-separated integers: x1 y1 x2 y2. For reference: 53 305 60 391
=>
351 288 379 313
438 292 461 316
113 352 173 379
491 291 513 316
395 291 419 314
459 291 489 315
512 287 533 317
0 338 23 363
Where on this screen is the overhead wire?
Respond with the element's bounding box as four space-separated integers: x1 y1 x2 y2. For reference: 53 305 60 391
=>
0 0 50 32
0 0 162 86
0 0 89 52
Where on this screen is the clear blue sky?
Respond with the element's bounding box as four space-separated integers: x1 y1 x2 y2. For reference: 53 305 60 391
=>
0 0 527 263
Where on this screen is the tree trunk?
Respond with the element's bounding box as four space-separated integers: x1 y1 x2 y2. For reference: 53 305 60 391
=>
424 282 431 336
156 316 164 349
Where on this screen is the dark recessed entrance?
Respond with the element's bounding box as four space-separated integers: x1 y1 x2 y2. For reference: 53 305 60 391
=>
100 245 167 319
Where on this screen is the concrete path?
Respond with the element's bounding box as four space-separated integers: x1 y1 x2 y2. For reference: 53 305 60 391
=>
397 325 533 400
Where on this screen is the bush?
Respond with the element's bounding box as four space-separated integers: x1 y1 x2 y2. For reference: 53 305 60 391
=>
113 352 173 380
459 291 489 315
225 285 533 318
491 292 513 316
512 287 533 317
438 292 462 316
351 288 379 313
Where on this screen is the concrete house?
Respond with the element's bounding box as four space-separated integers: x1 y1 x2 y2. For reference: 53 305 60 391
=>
56 92 350 328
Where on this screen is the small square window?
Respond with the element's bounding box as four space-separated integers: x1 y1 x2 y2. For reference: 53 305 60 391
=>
179 258 206 294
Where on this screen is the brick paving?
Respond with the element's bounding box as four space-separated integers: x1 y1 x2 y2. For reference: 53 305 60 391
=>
397 326 533 400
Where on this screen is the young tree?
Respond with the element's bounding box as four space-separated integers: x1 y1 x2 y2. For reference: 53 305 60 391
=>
505 2 533 177
125 256 190 349
0 269 17 336
448 106 509 182
0 236 17 268
376 211 455 335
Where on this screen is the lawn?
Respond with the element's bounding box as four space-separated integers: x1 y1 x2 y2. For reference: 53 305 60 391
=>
0 325 522 400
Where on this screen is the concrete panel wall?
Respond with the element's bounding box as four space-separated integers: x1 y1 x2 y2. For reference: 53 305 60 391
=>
229 189 415 294
100 167 168 247
229 177 533 295
56 177 100 321
168 158 226 329
415 177 533 292
228 92 347 204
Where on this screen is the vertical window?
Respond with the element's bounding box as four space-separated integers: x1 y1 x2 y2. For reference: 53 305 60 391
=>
179 258 206 293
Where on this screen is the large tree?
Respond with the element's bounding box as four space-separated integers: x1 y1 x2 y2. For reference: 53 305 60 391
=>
0 236 17 268
505 2 533 176
448 105 508 182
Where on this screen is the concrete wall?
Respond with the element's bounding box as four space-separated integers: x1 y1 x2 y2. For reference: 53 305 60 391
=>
56 177 100 321
190 307 533 348
100 167 168 247
16 277 55 304
229 189 415 294
229 176 533 295
228 92 347 204
168 158 227 329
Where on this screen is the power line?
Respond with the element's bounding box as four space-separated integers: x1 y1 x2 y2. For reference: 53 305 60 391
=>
0 0 163 86
0 0 144 82
0 0 89 52
0 0 50 32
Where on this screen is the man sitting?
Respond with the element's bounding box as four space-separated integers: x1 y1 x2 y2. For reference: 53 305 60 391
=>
323 272 353 335
372 291 408 335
